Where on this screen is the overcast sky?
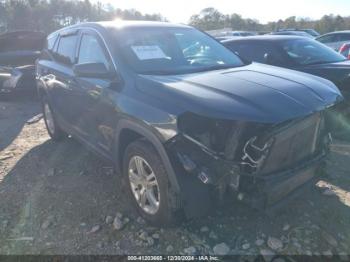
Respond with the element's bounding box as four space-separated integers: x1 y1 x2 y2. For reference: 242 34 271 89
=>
99 0 350 24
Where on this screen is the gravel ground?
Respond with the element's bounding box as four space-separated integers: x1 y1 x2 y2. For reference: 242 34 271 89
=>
0 95 350 259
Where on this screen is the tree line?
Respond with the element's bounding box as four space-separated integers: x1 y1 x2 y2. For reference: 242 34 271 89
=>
0 0 165 34
189 8 350 34
0 2 349 35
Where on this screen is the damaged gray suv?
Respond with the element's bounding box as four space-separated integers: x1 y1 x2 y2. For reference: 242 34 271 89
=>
36 21 342 225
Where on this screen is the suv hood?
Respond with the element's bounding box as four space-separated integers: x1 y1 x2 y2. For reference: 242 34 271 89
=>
137 63 342 123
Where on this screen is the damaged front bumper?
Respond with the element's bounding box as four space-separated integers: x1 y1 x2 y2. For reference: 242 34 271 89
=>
238 152 327 210
165 112 331 213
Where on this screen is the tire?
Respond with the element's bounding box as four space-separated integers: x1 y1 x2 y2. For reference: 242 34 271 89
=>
123 139 181 225
42 97 66 141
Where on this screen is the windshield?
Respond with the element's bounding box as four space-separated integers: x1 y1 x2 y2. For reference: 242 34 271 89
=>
115 27 244 75
279 38 346 65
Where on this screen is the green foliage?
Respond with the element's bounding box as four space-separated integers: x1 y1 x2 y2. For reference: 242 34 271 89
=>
1 3 349 35
0 0 165 34
189 8 350 34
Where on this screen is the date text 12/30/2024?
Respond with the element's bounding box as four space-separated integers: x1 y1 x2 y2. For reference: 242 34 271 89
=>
127 255 220 261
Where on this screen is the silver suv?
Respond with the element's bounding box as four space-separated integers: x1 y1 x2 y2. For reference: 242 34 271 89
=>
316 30 350 51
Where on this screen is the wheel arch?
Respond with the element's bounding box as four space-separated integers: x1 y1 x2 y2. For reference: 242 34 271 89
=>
114 119 180 193
36 77 48 99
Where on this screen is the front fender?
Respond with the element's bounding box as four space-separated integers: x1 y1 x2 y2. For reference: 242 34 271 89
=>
114 118 181 193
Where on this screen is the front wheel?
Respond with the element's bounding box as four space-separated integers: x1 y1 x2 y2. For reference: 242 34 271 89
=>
123 139 181 225
42 97 66 141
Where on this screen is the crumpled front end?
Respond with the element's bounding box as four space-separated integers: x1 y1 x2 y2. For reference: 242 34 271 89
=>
166 112 331 215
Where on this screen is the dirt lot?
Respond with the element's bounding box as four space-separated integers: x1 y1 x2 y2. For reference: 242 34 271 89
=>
0 95 350 259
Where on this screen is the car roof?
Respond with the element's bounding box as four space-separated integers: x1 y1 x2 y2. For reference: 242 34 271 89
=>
279 28 314 31
222 35 308 44
232 31 253 33
99 20 191 29
270 31 310 35
318 30 350 37
48 20 192 38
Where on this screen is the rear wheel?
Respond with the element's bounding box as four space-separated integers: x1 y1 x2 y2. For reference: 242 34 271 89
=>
42 97 66 141
123 139 181 225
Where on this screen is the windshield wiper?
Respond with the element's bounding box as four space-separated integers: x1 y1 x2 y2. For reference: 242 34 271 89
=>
139 64 241 75
193 64 240 73
139 69 176 75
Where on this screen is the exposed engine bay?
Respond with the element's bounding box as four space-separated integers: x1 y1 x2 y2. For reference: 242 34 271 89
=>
166 112 331 212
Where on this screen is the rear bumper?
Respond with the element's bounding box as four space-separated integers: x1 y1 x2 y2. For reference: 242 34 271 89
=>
0 72 36 93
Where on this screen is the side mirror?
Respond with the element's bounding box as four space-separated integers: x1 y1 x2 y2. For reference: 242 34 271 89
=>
73 62 112 79
264 53 278 65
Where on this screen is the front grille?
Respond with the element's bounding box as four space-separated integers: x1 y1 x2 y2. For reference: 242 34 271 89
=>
260 112 323 175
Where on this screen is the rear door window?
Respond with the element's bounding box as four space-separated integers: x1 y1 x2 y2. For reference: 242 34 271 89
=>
56 34 78 65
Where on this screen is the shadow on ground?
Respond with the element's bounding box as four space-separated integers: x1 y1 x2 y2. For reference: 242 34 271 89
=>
0 93 40 151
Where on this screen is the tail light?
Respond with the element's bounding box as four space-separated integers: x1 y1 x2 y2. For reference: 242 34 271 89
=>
339 43 350 59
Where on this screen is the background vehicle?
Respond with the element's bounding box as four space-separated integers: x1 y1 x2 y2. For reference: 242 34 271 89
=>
223 35 350 136
316 31 350 51
228 31 257 37
215 36 233 41
0 31 45 94
214 31 257 39
215 36 241 42
278 28 320 37
339 43 350 59
223 35 349 95
36 21 341 225
269 31 313 38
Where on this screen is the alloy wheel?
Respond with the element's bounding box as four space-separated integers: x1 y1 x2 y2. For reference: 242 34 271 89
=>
128 156 160 215
44 103 55 134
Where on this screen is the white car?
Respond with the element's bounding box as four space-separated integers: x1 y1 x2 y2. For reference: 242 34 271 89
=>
316 30 350 51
